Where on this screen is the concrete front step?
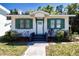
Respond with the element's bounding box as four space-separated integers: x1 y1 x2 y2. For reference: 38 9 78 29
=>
32 38 46 41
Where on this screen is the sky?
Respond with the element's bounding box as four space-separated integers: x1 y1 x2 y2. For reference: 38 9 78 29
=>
0 3 70 12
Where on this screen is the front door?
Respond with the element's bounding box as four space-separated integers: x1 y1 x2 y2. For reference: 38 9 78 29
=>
36 19 44 35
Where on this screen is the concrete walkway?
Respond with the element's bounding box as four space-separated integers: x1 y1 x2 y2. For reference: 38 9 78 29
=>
23 41 48 56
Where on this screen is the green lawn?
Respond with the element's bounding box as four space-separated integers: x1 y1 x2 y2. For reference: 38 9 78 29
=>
0 42 27 56
46 43 79 56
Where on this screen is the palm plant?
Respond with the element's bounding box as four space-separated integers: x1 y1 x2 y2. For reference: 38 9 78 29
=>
37 5 54 14
66 3 79 14
56 5 64 14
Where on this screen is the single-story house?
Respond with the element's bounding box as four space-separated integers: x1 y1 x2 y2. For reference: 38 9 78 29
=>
7 11 75 39
0 5 11 36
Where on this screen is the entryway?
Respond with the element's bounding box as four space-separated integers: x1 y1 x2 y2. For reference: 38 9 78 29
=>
36 18 44 35
32 18 45 41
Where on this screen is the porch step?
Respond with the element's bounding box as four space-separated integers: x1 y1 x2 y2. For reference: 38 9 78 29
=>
32 35 46 41
16 37 30 42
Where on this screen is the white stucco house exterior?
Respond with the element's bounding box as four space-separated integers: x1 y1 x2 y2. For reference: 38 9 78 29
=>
0 5 11 36
7 11 75 38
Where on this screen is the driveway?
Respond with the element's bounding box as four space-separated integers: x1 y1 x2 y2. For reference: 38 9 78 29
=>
23 41 48 56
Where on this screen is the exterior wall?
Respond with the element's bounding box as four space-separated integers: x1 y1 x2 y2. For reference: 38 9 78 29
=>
0 14 11 36
0 5 10 36
11 15 69 37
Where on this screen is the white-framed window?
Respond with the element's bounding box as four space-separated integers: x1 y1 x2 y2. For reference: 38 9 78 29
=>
47 18 64 29
15 18 33 29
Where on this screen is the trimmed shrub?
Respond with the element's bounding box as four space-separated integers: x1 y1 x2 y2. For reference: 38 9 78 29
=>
0 31 17 42
11 31 17 39
71 32 79 42
56 30 64 42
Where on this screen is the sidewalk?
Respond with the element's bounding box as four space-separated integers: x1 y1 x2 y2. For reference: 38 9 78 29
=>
23 42 48 56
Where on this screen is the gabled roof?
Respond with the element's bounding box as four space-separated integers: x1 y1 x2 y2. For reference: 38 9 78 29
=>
49 15 76 17
30 11 49 16
0 5 10 14
7 10 76 18
30 11 76 17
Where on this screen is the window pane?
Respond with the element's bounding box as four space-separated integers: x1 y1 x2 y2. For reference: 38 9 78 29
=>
7 16 11 20
56 20 61 28
51 20 55 28
25 20 30 28
20 20 24 28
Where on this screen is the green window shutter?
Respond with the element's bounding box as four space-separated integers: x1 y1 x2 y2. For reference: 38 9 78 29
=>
15 19 20 29
47 19 51 29
30 19 33 28
61 19 65 29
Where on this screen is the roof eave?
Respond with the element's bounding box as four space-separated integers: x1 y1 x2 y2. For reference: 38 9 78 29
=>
0 5 10 14
30 11 49 16
49 15 76 17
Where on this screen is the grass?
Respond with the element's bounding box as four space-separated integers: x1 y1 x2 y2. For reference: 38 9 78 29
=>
46 43 79 56
0 42 27 56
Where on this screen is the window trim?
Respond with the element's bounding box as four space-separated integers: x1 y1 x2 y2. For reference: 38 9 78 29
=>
15 18 33 29
47 18 65 29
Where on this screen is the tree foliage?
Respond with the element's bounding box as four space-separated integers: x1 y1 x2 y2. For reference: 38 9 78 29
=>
37 5 54 14
66 3 79 15
10 9 18 15
56 5 64 14
9 3 79 15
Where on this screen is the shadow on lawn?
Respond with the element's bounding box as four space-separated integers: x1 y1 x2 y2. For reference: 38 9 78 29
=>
6 41 48 46
0 39 71 46
0 41 47 46
3 40 71 46
0 37 71 46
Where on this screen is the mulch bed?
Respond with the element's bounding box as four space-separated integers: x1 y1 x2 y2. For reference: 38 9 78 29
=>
16 37 31 42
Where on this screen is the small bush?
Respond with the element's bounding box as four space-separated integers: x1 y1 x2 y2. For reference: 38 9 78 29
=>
73 32 78 35
72 32 79 39
0 31 17 42
71 32 79 42
11 31 17 39
56 30 64 42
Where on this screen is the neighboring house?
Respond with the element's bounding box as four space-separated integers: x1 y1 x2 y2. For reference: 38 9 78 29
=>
7 11 76 38
0 5 11 36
